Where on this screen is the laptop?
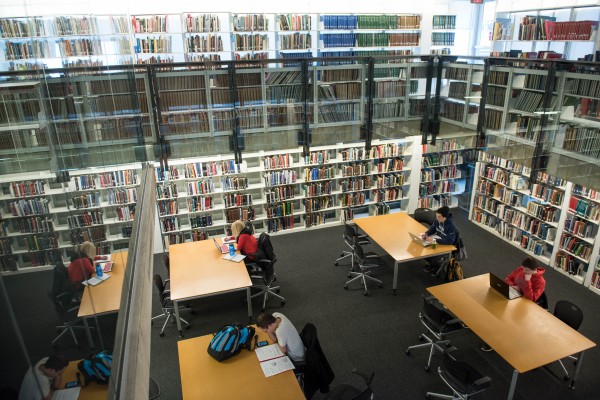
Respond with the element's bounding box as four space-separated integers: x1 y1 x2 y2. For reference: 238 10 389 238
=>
409 232 432 247
489 273 522 300
213 238 230 254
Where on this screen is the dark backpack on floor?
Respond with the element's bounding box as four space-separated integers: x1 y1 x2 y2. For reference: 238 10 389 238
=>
77 351 112 385
207 324 256 362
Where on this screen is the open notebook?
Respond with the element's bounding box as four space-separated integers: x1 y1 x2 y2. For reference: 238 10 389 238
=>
255 344 294 377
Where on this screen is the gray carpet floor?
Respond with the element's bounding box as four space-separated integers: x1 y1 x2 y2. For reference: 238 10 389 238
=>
2 208 600 400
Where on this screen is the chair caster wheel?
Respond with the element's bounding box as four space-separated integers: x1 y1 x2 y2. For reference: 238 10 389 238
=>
151 321 153 326
275 289 280 294
405 348 410 355
424 366 430 372
446 342 452 347
363 291 368 296
418 334 425 341
340 252 344 257
426 395 430 399
334 262 338 266
347 274 351 278
378 283 383 288
281 301 285 306
185 325 191 330
261 308 266 312
344 285 348 290
190 310 197 315
159 332 165 337
563 376 570 382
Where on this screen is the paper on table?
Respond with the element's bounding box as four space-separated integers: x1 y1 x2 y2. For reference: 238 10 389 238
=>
259 355 294 377
255 344 284 362
222 254 246 263
98 273 111 281
83 273 110 286
53 386 81 400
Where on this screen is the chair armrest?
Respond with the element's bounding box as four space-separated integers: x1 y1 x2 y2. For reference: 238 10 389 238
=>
351 369 370 380
473 376 491 386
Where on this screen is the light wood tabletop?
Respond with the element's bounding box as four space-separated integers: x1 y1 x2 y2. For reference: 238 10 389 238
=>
60 360 107 400
169 240 252 302
354 213 455 293
428 274 596 399
169 240 253 337
78 251 128 318
178 327 304 400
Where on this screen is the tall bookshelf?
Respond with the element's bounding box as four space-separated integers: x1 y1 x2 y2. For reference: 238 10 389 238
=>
491 5 600 60
431 15 456 55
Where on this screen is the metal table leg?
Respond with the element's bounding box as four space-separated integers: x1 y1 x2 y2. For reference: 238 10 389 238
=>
393 260 399 295
507 369 519 400
174 300 183 338
83 318 94 349
570 351 585 390
246 287 252 322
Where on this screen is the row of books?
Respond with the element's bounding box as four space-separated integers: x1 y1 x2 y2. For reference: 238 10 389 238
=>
568 197 600 222
339 176 372 192
526 201 559 223
278 15 311 31
572 185 600 201
190 214 213 228
68 175 96 192
374 187 404 202
107 188 137 205
223 193 252 208
323 15 421 30
233 34 268 51
161 112 210 135
564 216 595 239
23 233 59 251
447 81 466 100
70 226 107 244
431 32 455 46
99 170 138 188
486 86 506 107
0 18 46 38
304 196 333 212
559 234 592 261
8 181 45 198
419 181 457 196
72 193 101 209
484 108 503 130
280 33 311 50
116 205 135 222
304 211 332 227
441 101 466 122
373 101 404 119
222 177 248 191
185 35 224 52
304 182 334 197
3 40 53 60
556 253 586 276
432 15 456 30
317 103 360 123
156 183 178 200
67 211 103 228
265 201 294 218
232 14 268 32
132 15 168 34
23 250 63 267
567 76 600 98
266 186 296 203
530 184 564 206
8 198 50 217
422 152 461 167
185 14 221 33
339 192 366 207
421 166 460 182
375 173 405 189
134 36 171 54
267 216 295 233
264 170 297 187
226 207 255 223
187 196 213 213
561 125 600 159
158 200 178 217
341 162 369 177
264 154 293 170
57 38 102 57
187 179 215 196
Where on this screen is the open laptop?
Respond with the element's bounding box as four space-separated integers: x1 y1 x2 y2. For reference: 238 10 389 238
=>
409 232 432 247
213 238 230 254
489 273 522 300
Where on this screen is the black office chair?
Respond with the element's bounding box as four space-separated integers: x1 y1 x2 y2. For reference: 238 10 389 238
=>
149 377 161 399
248 232 285 311
536 291 549 310
335 223 371 271
414 207 435 228
300 322 335 399
344 243 384 296
324 369 374 400
426 347 491 400
48 263 88 348
553 300 584 380
151 274 191 336
405 295 466 371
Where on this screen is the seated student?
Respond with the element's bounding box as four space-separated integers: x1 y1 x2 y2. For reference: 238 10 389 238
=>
421 206 457 274
420 206 457 245
230 220 258 264
67 241 96 290
257 312 305 366
18 354 68 400
505 256 546 302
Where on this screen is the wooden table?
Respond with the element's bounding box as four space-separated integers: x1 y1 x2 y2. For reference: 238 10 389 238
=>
60 360 107 399
354 213 455 294
178 327 304 399
78 251 128 348
427 274 596 400
169 240 253 337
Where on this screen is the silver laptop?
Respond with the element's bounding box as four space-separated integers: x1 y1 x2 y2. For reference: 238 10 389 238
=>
409 232 432 247
213 238 229 254
489 273 522 300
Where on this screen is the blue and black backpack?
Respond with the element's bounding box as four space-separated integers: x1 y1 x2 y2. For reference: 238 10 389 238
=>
207 324 256 362
77 351 112 385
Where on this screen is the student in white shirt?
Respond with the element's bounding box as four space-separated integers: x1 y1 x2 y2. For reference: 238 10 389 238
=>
19 354 68 400
257 312 305 364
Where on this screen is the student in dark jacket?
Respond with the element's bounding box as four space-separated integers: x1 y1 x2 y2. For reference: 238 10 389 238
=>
421 206 457 245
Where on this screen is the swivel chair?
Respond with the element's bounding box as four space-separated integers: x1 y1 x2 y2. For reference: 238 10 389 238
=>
151 274 191 336
335 223 371 271
414 207 435 228
49 263 89 348
248 232 285 311
553 300 584 380
426 347 491 400
324 369 374 400
300 322 335 399
344 243 384 296
405 295 466 371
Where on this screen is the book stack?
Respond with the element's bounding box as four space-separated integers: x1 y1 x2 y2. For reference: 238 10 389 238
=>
264 170 297 187
266 201 294 218
266 186 295 202
568 197 600 221
225 207 255 222
132 15 168 33
304 196 333 212
67 211 103 228
232 14 268 32
187 196 212 212
158 200 178 216
267 216 295 233
185 14 221 33
156 182 177 199
190 215 213 228
221 176 248 191
223 193 252 208
278 14 311 31
304 182 333 197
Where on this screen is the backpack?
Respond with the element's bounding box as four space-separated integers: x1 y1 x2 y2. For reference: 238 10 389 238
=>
207 324 256 362
77 351 112 385
446 258 464 282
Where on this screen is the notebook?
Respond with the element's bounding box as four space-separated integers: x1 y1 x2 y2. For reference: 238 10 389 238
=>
101 261 113 273
223 253 246 263
409 232 432 247
213 238 229 254
489 273 522 300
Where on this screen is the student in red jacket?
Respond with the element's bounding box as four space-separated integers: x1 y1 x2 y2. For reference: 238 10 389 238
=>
67 241 96 290
505 256 546 302
231 220 258 264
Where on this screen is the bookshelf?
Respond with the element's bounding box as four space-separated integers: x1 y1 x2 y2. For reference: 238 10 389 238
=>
440 63 484 129
491 5 600 60
275 14 316 59
419 137 476 210
131 14 184 64
0 166 140 274
182 13 230 62
430 15 456 55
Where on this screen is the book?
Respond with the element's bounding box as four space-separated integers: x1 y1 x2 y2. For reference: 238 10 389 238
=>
223 254 246 263
255 344 295 377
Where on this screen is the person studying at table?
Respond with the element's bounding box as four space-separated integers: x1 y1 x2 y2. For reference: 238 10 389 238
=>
67 241 96 290
257 312 305 366
420 206 457 245
18 353 68 400
505 256 546 302
231 220 258 267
